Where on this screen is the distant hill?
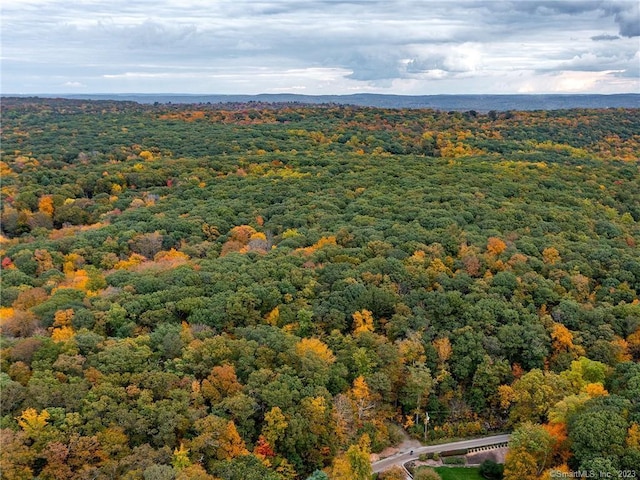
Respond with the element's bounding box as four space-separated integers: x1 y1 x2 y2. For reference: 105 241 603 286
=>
5 93 639 111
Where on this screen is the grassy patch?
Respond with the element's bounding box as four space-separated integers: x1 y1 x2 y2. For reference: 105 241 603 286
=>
434 467 484 480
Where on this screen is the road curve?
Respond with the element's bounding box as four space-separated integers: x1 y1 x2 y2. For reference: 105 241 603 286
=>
372 433 511 474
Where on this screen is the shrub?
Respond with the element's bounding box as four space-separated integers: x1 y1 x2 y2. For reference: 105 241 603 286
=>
440 449 468 457
413 467 442 480
378 466 406 480
479 460 504 480
442 455 465 465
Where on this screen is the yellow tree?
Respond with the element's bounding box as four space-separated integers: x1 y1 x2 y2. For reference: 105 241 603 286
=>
175 464 217 480
139 150 154 160
262 406 288 447
542 247 561 265
191 415 247 462
425 258 452 285
172 442 191 470
154 248 189 263
33 249 54 275
265 306 280 326
38 195 55 217
486 237 507 256
550 323 584 365
331 434 372 480
219 421 247 460
503 448 538 480
584 383 608 397
50 309 75 342
352 309 374 335
295 338 336 364
611 337 632 363
501 369 570 424
17 408 50 442
274 458 298 480
398 332 426 366
627 327 640 360
551 323 573 352
432 337 452 365
504 422 554 480
346 434 373 480
201 364 242 404
627 423 640 450
301 396 329 437
349 376 377 424
331 455 352 480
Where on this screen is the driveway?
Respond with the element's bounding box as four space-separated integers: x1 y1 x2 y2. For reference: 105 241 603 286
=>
372 433 511 474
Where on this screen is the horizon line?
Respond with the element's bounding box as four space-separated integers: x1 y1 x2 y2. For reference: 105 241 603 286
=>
3 92 639 97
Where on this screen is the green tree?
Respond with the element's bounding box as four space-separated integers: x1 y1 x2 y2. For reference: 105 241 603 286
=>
401 363 432 422
568 397 629 467
578 458 619 477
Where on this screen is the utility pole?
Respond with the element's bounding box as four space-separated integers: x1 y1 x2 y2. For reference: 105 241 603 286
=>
424 411 430 442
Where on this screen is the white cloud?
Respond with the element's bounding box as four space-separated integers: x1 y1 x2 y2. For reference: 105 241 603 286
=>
551 70 626 92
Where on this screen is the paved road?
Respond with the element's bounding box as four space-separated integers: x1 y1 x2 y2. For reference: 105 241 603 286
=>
372 433 511 474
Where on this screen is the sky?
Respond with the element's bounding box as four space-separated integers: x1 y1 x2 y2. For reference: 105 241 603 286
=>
2 0 639 95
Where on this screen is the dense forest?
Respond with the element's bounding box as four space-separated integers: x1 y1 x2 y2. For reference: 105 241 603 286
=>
1 97 639 480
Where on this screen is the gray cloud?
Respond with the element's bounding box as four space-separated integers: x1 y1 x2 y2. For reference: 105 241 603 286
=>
342 52 403 81
591 34 621 40
508 1 603 15
506 0 639 37
606 2 640 37
1 0 638 94
555 51 635 71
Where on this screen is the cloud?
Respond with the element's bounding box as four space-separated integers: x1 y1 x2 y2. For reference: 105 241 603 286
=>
555 50 637 71
343 52 404 81
120 21 198 50
552 70 625 91
605 1 640 37
515 69 628 93
1 0 638 94
63 81 85 88
508 1 602 15
532 38 639 82
506 0 639 37
591 34 620 41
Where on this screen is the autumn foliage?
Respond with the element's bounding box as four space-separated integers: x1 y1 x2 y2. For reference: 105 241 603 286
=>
486 237 507 256
352 309 374 335
1 98 639 478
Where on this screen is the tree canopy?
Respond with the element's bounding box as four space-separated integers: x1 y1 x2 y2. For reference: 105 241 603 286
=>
1 97 639 478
